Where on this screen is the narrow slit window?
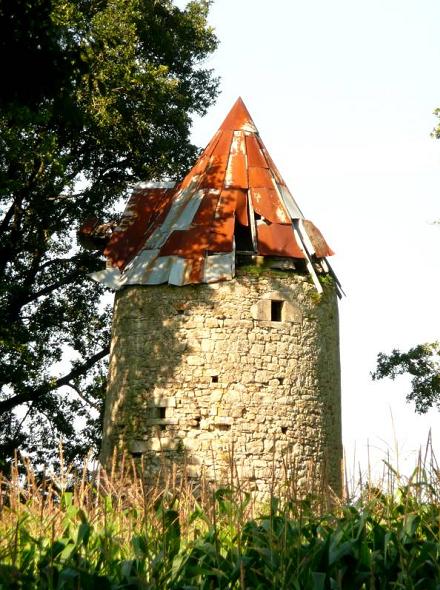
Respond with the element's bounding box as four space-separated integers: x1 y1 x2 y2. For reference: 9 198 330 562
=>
271 300 284 322
159 407 166 419
211 375 218 383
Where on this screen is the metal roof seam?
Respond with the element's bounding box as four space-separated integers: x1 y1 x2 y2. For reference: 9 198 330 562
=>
87 97 338 290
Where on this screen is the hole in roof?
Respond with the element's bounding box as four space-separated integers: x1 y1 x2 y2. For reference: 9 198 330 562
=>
234 219 254 252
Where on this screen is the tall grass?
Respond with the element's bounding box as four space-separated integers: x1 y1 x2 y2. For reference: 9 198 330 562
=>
0 444 440 589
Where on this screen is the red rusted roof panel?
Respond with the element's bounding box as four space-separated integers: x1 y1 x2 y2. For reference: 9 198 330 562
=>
217 188 239 217
225 152 248 188
248 166 274 189
303 220 335 257
199 130 233 190
159 220 233 257
256 223 304 258
250 188 290 224
187 256 205 284
92 98 336 290
210 215 235 250
192 189 221 226
245 134 268 168
220 97 257 132
235 189 249 226
104 187 174 270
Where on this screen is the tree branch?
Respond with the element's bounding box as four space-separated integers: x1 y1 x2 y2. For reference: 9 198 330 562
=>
0 346 110 413
66 382 101 411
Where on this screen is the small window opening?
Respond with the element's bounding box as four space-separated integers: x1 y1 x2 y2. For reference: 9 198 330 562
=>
131 451 143 458
176 308 185 315
271 300 284 322
281 427 287 434
159 407 166 419
194 416 201 429
211 375 218 383
278 377 285 386
215 424 231 431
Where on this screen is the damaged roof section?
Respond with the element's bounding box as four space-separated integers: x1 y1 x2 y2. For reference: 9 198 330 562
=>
87 98 340 295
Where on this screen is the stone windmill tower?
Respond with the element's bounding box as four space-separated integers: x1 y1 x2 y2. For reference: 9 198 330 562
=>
88 98 343 495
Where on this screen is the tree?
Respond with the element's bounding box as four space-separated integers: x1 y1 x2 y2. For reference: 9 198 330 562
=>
372 343 440 413
372 107 440 413
0 0 218 468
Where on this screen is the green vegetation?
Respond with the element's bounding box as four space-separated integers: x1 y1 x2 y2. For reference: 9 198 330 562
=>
0 0 218 468
373 343 440 413
1 456 440 589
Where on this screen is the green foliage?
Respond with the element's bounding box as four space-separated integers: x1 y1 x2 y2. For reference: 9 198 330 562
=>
0 1 218 467
1 471 440 589
372 343 440 413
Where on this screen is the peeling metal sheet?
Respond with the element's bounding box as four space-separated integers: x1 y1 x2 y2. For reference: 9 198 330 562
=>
245 134 268 168
225 152 248 188
220 97 258 133
144 183 203 249
199 131 233 190
204 251 235 283
216 189 238 221
192 189 221 226
104 187 174 270
248 166 274 189
250 188 290 224
89 267 124 290
186 257 205 285
301 220 334 258
256 222 304 258
275 183 304 219
230 131 246 154
89 97 337 292
159 223 233 257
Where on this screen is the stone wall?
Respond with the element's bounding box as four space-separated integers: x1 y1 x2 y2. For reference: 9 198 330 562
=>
101 269 342 496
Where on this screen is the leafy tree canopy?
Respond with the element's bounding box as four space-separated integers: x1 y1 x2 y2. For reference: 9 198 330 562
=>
372 343 440 414
0 0 218 469
372 109 440 414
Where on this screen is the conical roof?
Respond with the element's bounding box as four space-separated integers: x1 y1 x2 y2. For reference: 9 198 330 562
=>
91 98 337 292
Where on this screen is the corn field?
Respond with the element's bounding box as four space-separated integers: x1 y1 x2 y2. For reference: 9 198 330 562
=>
0 447 440 589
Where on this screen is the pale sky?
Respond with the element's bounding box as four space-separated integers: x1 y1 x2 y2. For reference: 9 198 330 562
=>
178 0 440 480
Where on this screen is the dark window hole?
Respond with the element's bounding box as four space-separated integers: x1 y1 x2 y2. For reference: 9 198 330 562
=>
159 424 166 431
194 416 201 429
211 375 218 383
216 424 231 431
131 452 143 458
176 309 185 315
271 300 284 322
278 377 285 385
234 219 254 252
158 407 166 419
281 427 287 434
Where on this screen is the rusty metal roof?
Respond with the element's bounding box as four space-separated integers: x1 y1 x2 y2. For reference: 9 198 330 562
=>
90 98 338 293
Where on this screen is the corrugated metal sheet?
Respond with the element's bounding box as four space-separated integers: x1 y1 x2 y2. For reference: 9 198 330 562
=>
90 97 338 292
